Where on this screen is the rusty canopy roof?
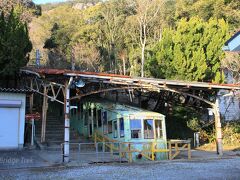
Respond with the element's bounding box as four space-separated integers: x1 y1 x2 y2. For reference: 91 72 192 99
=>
20 67 240 91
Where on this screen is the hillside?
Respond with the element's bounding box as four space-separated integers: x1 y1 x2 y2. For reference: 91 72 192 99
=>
29 0 240 82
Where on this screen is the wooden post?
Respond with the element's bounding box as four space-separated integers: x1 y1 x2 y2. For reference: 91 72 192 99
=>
151 142 155 161
175 143 179 155
110 143 113 157
128 143 132 163
103 138 105 156
41 86 48 143
214 98 223 156
94 132 97 148
169 142 172 160
188 142 191 159
94 132 97 144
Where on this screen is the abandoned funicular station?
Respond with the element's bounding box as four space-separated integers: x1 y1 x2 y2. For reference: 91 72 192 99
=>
16 66 240 163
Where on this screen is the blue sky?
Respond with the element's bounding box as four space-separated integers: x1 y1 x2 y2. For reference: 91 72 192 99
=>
33 0 68 4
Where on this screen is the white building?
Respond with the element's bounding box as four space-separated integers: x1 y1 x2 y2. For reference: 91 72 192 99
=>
0 89 27 149
219 90 240 121
220 30 240 121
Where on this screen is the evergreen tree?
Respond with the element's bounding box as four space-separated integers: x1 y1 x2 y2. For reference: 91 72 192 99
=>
146 17 229 82
0 9 32 80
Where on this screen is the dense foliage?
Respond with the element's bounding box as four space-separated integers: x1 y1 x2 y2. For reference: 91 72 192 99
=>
29 0 240 82
146 17 229 82
0 9 32 80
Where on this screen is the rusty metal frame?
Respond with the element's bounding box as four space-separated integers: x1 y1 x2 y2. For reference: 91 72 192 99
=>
20 68 240 158
24 77 65 104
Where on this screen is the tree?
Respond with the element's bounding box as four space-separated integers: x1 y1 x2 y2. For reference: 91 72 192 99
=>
175 0 240 30
131 0 162 77
0 9 32 85
72 43 100 71
145 28 174 78
146 17 229 82
222 52 240 83
29 0 237 78
0 9 32 69
98 0 132 73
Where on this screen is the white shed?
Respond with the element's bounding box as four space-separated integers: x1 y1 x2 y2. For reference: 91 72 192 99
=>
0 89 27 149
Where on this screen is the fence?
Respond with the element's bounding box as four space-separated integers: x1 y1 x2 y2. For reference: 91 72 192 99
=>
61 140 191 163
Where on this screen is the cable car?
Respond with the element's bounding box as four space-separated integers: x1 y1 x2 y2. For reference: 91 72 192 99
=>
71 99 168 161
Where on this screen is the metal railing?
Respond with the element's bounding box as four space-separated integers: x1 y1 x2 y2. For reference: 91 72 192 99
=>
61 142 127 163
60 132 191 163
61 140 191 163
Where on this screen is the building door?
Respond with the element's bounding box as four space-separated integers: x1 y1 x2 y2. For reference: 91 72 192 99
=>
0 108 19 149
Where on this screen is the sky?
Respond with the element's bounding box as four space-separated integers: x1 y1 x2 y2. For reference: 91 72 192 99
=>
33 0 68 4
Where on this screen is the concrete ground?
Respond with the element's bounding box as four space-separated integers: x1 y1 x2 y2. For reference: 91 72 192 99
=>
0 157 240 179
0 149 239 179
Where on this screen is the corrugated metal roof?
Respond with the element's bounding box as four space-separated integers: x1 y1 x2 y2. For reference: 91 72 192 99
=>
21 67 130 78
20 67 240 90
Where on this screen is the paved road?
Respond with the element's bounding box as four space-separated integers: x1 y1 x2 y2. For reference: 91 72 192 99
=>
0 157 240 180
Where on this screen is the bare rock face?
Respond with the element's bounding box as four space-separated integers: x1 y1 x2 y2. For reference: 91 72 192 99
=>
0 0 38 22
0 0 35 9
72 2 95 10
20 0 36 8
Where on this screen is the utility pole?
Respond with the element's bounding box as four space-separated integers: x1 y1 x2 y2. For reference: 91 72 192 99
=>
63 77 73 163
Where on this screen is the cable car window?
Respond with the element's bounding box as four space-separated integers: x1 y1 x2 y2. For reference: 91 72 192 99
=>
97 109 102 127
113 121 118 138
119 118 124 137
103 111 108 134
144 119 154 139
155 119 163 139
108 121 112 134
130 119 142 138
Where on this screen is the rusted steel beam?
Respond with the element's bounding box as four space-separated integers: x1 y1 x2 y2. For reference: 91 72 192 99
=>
70 86 155 100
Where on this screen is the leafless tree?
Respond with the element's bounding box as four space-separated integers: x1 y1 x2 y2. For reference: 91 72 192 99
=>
222 52 240 83
73 43 100 72
131 0 163 77
118 49 128 75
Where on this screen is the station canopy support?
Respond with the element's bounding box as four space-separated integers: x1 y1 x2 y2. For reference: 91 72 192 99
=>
20 67 240 161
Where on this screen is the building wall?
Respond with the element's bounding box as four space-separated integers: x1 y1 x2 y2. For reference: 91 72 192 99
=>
0 93 26 148
219 91 240 121
218 70 240 121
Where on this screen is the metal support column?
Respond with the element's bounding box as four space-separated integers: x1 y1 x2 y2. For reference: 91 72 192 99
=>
41 86 48 143
29 80 33 113
63 77 73 163
213 98 223 156
30 80 35 146
91 105 94 136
